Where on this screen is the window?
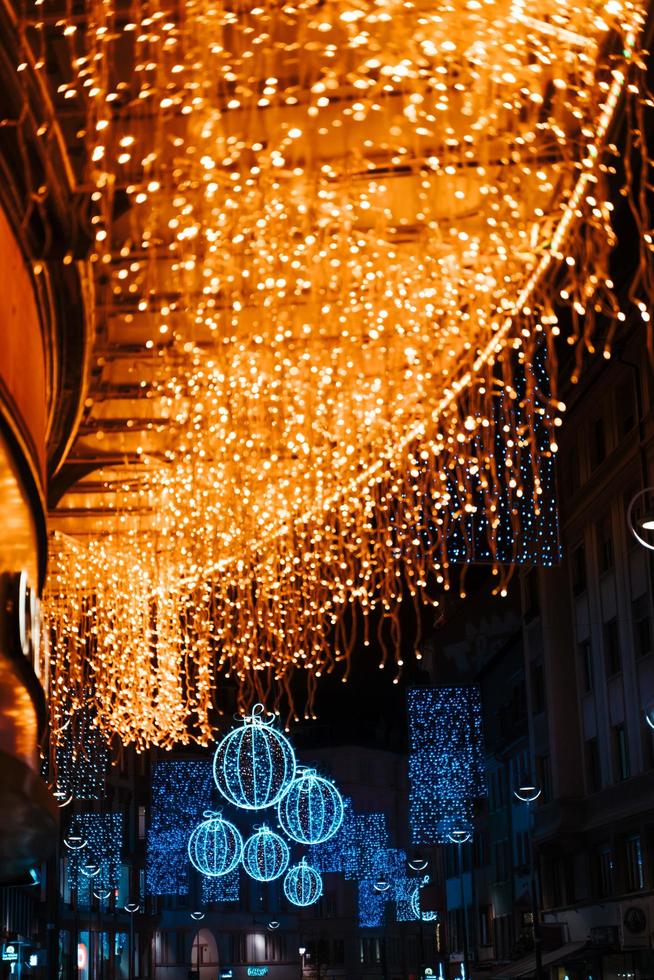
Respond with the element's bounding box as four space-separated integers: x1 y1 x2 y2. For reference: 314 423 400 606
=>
230 934 247 964
536 753 552 802
359 938 381 965
604 618 621 676
265 932 285 962
590 416 607 469
493 840 511 882
625 835 645 891
617 376 637 436
642 724 654 770
579 639 593 693
138 805 146 840
474 830 489 868
497 766 506 807
524 568 540 621
585 737 601 793
532 662 546 715
566 448 580 498
613 724 630 781
632 595 652 658
572 544 587 596
597 845 614 897
597 515 614 574
479 907 492 947
332 939 345 965
323 891 337 917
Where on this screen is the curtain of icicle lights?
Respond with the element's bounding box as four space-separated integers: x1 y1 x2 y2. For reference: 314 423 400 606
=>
33 0 654 747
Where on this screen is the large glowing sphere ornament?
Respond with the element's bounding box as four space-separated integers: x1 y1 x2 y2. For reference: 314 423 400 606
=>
242 826 290 882
278 768 344 845
188 812 243 877
283 859 323 907
213 705 296 810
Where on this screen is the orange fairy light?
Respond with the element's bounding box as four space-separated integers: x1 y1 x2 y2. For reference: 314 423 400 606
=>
34 0 653 748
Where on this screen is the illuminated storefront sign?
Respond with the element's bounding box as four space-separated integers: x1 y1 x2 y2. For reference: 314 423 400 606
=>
2 945 19 962
247 969 268 977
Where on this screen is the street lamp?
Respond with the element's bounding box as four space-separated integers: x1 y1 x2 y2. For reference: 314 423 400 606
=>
513 778 543 980
627 489 654 551
447 832 472 980
299 946 306 980
124 902 140 980
513 780 542 804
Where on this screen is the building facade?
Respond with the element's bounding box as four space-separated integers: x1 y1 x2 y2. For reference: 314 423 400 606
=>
434 323 654 980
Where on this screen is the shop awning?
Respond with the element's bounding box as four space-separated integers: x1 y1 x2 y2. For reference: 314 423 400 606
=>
489 941 591 979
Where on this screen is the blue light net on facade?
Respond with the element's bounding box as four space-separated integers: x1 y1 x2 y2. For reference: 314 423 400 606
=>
44 707 110 801
68 813 123 906
308 796 357 875
407 686 486 844
201 867 240 903
146 760 214 895
358 879 386 929
443 352 560 566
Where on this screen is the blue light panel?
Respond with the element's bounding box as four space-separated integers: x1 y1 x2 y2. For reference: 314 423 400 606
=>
394 876 422 923
146 760 214 895
443 352 560 566
347 813 390 880
407 686 486 844
201 867 240 903
308 796 357 875
358 879 386 929
44 707 110 801
68 813 123 906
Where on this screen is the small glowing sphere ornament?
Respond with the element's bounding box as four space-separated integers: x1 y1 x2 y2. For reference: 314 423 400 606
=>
188 812 243 877
283 859 323 907
242 826 290 882
213 704 296 810
278 768 344 844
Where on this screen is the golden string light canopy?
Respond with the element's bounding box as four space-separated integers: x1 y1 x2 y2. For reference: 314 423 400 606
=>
39 0 652 747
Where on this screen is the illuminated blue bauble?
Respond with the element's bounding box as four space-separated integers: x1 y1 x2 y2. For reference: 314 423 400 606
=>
242 826 290 882
188 812 243 877
283 859 323 907
278 768 344 844
213 705 296 810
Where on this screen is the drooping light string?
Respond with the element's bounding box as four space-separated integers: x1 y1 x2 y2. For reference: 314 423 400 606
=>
407 686 486 844
42 706 110 802
31 0 654 747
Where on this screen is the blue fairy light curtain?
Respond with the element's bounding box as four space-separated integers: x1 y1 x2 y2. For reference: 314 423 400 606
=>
67 813 123 906
43 707 110 803
146 759 214 896
147 708 344 908
308 804 427 928
444 352 560 566
201 868 240 904
148 706 436 923
407 686 486 844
